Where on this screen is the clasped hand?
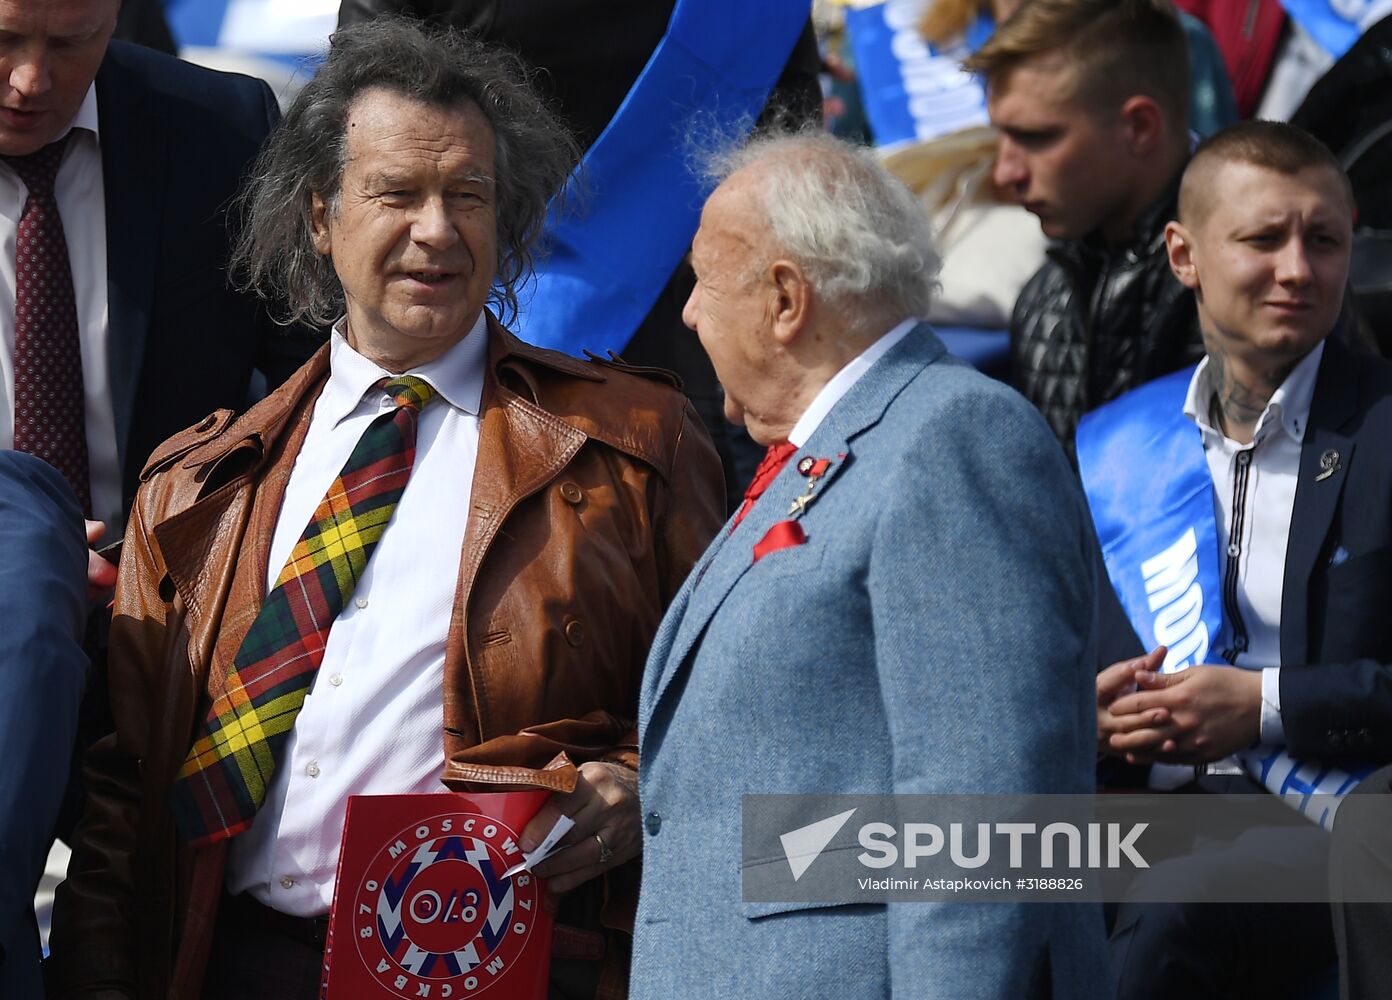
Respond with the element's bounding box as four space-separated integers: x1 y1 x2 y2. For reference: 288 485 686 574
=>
1097 646 1263 765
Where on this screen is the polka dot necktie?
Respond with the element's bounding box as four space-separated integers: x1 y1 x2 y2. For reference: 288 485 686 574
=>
4 133 90 514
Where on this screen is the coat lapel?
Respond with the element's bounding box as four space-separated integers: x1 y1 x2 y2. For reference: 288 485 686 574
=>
151 350 327 688
644 324 947 726
1281 339 1358 665
446 328 588 743
96 53 167 482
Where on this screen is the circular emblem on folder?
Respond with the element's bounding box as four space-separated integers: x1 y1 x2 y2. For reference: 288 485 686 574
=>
354 812 540 998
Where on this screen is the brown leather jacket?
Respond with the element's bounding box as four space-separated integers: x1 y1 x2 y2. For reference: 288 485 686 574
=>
48 321 724 999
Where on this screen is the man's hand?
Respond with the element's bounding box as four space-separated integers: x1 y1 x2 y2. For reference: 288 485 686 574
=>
86 519 118 601
520 761 640 898
1106 664 1263 765
1097 647 1169 758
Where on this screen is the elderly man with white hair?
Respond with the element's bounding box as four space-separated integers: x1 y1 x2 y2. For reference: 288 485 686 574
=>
630 131 1108 998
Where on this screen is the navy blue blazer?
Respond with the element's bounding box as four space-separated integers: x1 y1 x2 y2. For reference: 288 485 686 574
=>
95 41 322 511
0 452 88 999
1276 337 1392 762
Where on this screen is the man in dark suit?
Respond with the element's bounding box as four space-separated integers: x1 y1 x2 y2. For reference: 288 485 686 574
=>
0 0 321 948
1082 121 1391 999
0 0 319 540
94 39 320 515
0 452 89 998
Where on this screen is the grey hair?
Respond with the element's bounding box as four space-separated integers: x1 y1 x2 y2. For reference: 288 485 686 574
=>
703 130 940 326
231 17 579 327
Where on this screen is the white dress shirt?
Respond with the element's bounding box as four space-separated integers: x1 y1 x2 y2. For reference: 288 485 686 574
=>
226 314 487 916
1182 341 1325 744
0 85 121 531
788 318 918 447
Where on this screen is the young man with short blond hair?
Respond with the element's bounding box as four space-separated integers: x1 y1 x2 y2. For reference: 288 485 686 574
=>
966 0 1201 450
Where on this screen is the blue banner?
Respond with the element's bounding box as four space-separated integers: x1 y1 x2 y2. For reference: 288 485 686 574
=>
515 0 810 358
1077 367 1372 829
1280 0 1383 59
844 1 989 148
163 0 231 48
163 0 332 70
1078 367 1222 672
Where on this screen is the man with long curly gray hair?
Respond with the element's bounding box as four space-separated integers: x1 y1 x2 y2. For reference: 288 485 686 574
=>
231 18 574 331
50 18 724 1000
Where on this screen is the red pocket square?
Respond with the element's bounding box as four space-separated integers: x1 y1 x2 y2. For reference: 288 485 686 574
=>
753 520 807 563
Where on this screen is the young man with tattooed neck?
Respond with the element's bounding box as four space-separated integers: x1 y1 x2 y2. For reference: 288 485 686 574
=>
1081 120 1392 999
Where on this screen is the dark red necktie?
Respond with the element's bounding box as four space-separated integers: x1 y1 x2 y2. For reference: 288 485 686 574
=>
731 441 798 529
5 133 90 514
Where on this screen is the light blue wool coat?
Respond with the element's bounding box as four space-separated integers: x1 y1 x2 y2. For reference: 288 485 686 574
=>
633 325 1109 998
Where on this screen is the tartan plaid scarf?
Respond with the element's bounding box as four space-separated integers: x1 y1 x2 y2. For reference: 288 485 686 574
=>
170 375 438 846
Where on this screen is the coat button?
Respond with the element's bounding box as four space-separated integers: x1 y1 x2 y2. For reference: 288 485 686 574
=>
565 620 585 646
1328 730 1345 750
560 482 583 504
1358 728 1372 747
645 812 662 836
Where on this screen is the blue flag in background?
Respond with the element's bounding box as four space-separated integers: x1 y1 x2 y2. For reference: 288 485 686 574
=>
1280 0 1389 59
163 0 334 70
844 1 990 149
514 0 810 358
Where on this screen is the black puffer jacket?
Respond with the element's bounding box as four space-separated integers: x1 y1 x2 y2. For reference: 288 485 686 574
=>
1010 185 1203 452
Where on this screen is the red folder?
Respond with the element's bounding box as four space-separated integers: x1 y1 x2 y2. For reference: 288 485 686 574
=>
322 791 553 1000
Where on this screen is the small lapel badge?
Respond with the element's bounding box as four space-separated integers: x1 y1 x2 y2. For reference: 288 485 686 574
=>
788 456 834 517
1315 449 1341 482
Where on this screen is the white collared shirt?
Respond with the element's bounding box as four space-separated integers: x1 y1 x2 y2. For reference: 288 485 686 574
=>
0 85 120 530
1182 340 1325 743
226 313 487 916
787 318 918 447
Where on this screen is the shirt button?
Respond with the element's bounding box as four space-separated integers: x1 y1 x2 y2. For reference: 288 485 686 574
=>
280 876 295 889
565 620 585 646
329 674 344 687
645 812 662 836
1227 543 1240 557
355 597 368 609
306 762 321 778
1237 452 1251 467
